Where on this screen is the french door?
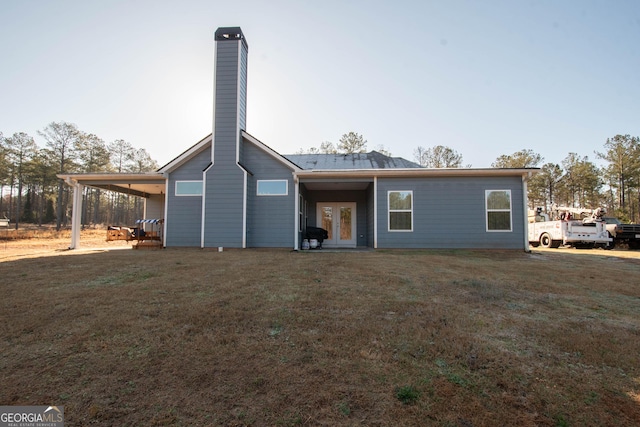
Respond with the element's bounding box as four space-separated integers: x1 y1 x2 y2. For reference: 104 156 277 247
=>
316 203 357 248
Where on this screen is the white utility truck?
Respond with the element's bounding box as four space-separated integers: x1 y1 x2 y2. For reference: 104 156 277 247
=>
528 205 612 249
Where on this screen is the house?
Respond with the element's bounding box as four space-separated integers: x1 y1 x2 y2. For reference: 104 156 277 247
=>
59 27 537 251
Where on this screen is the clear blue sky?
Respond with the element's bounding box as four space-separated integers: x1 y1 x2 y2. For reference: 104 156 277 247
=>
1 0 639 168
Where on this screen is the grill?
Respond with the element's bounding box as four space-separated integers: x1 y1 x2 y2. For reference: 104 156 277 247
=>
305 226 329 248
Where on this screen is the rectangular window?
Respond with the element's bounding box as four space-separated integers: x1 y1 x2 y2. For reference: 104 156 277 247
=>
257 180 288 196
388 191 413 231
175 180 203 196
486 190 512 231
299 194 303 232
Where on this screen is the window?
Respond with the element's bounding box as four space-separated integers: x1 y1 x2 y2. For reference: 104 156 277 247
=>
257 180 288 196
388 191 413 231
299 194 303 232
175 180 203 196
486 190 512 231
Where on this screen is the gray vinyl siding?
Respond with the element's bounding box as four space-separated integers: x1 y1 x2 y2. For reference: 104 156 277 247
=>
244 141 295 247
213 41 241 167
304 190 369 247
203 164 245 248
376 176 524 249
144 195 164 222
165 148 210 247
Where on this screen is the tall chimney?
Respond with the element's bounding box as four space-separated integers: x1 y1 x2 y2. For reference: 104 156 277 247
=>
212 26 248 164
203 27 248 248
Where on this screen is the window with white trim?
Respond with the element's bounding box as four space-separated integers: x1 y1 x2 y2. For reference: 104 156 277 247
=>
299 194 303 232
388 191 413 231
257 180 288 196
175 180 203 196
485 190 512 231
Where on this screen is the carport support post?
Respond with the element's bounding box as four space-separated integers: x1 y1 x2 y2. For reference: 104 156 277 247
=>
70 181 83 249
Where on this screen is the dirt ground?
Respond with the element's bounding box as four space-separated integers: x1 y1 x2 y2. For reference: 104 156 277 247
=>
1 230 639 426
0 228 132 262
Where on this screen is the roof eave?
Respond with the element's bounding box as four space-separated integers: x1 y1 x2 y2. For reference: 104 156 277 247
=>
57 172 165 181
241 130 302 171
157 134 213 174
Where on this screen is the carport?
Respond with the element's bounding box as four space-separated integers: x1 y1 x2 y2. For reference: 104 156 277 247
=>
57 173 167 249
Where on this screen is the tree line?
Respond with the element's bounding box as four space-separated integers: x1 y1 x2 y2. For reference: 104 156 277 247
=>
491 135 640 223
299 132 640 223
3 125 639 229
0 121 159 230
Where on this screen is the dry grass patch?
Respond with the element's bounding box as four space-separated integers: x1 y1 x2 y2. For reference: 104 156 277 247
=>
0 227 129 261
1 242 639 426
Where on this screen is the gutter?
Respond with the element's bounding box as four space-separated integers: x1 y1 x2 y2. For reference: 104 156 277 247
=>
295 168 540 179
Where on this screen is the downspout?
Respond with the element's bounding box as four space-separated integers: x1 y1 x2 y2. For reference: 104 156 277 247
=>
522 172 531 253
162 176 169 248
242 170 247 248
373 176 378 249
293 174 300 250
201 164 213 248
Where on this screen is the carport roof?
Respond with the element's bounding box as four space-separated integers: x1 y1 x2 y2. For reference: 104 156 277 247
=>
57 173 166 197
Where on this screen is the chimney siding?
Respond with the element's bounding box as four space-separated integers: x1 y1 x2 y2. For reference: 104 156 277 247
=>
203 28 248 248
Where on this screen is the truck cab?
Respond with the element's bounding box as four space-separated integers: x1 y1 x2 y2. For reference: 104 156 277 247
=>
603 217 640 249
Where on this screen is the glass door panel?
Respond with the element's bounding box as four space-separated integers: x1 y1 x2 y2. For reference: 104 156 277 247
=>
340 207 352 240
321 207 333 240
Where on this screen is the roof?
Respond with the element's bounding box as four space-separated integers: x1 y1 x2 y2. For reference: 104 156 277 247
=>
284 151 422 170
57 173 166 196
157 134 212 174
241 131 302 171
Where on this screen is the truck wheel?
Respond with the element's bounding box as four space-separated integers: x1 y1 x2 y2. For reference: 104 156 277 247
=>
603 232 615 250
540 233 553 248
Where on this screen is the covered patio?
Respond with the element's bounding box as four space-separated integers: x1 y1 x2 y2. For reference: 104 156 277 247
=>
57 173 167 249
